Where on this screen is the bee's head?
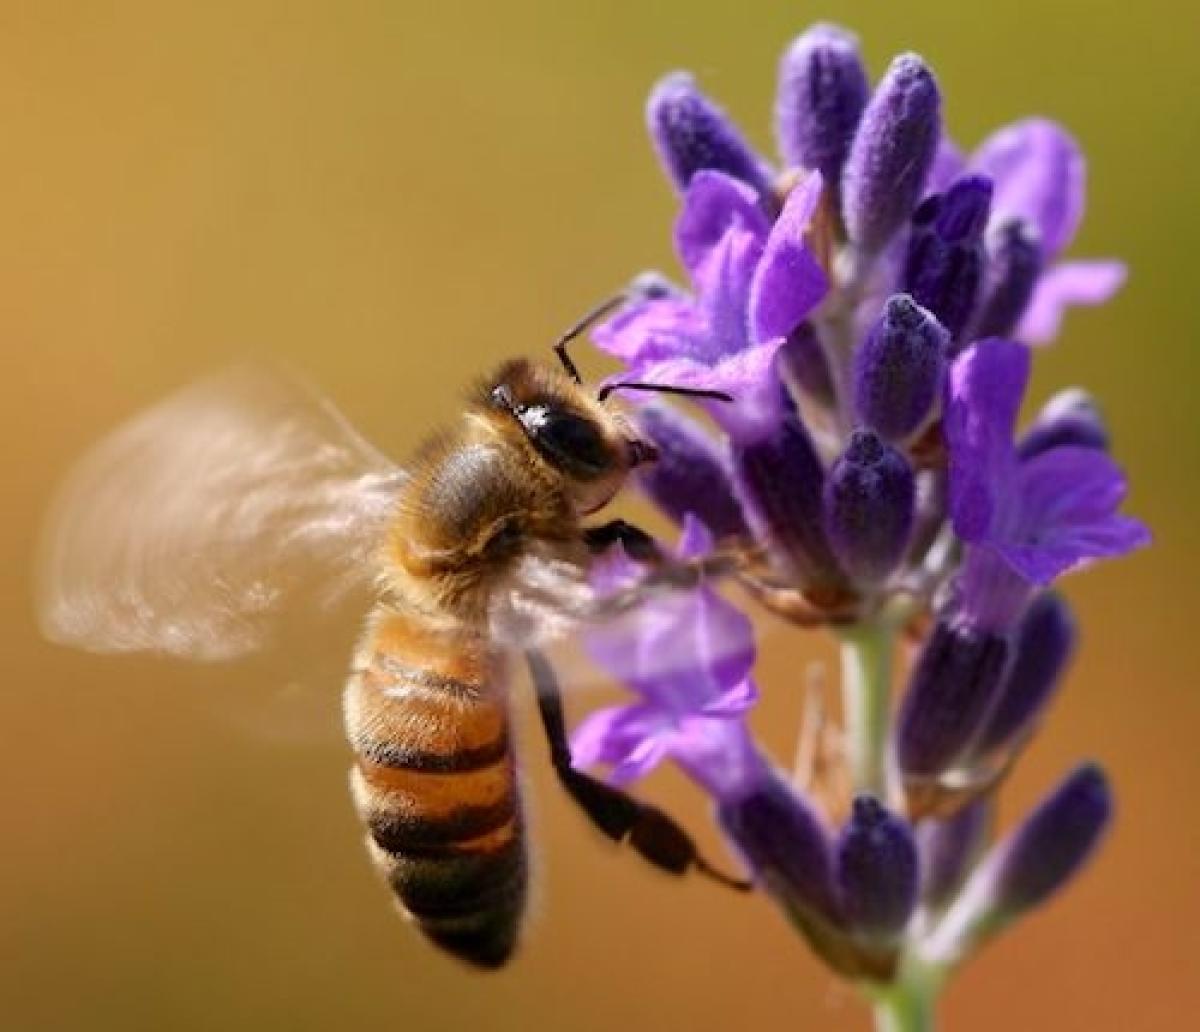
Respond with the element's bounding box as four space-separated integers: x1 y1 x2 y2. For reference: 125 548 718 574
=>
479 359 657 515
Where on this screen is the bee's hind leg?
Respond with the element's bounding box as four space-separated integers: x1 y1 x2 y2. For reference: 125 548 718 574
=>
525 649 751 893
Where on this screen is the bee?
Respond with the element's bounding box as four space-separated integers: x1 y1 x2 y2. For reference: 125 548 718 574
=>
36 299 748 969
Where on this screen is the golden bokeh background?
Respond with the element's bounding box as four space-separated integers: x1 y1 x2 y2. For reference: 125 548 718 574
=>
2 3 1196 1030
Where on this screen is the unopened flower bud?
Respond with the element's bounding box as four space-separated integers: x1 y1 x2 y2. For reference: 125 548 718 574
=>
972 593 1076 756
990 763 1112 914
647 73 774 196
731 409 844 591
903 176 993 341
842 54 942 257
1017 388 1110 460
775 24 869 202
634 403 749 540
824 430 915 584
971 217 1043 339
717 771 837 919
853 294 948 441
926 765 1112 965
896 619 1009 777
836 796 919 944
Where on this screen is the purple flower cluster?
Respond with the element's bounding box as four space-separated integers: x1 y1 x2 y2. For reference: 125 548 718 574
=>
574 22 1148 992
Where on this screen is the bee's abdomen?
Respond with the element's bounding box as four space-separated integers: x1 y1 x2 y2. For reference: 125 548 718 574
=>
345 610 526 969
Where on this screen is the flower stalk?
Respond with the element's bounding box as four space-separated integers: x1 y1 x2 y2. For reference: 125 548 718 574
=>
839 621 895 799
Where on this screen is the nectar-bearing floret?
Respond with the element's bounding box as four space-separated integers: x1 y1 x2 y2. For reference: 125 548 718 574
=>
573 19 1148 1030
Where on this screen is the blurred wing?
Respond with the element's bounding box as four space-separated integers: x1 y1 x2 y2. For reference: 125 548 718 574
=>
36 365 406 661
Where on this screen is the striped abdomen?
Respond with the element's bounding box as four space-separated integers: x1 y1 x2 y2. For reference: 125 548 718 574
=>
344 607 526 968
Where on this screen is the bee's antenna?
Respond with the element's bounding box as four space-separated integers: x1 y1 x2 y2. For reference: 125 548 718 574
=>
552 294 629 385
597 382 735 404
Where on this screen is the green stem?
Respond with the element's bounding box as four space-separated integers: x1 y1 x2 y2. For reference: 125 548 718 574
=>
871 976 937 1032
839 621 894 799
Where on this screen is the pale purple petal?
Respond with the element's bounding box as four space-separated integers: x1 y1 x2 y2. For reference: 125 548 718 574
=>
696 226 763 360
972 119 1084 258
591 297 709 366
1017 260 1127 345
749 172 830 343
926 136 966 194
641 341 789 441
671 715 767 800
676 170 770 278
570 703 671 783
992 447 1151 583
944 339 1031 541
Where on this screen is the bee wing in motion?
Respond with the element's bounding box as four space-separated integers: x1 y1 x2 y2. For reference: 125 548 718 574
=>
36 364 406 661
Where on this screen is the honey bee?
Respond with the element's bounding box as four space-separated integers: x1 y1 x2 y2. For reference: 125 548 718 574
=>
36 301 748 968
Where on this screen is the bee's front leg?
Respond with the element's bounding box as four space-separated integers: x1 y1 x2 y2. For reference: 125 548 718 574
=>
525 649 750 892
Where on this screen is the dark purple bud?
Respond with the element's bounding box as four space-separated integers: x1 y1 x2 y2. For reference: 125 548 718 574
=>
853 294 948 440
781 321 835 406
775 24 869 200
1017 389 1110 460
896 619 1009 777
633 403 749 540
990 763 1113 915
842 54 942 257
836 796 920 943
918 798 993 912
717 772 837 919
972 593 1076 756
971 217 1043 339
647 72 774 197
903 176 993 341
731 408 844 590
824 430 915 584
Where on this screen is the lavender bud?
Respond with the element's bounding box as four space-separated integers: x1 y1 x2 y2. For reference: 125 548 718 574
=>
927 764 1112 964
842 54 942 257
781 321 836 406
903 176 993 341
775 24 869 199
824 430 915 584
731 409 843 591
717 772 837 919
1017 389 1110 460
971 217 1043 339
853 294 948 441
896 619 1009 777
972 593 1076 756
991 763 1113 915
918 798 993 912
836 796 920 943
647 72 773 196
634 403 749 540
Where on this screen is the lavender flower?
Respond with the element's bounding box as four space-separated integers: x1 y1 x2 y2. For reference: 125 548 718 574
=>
570 20 1146 1028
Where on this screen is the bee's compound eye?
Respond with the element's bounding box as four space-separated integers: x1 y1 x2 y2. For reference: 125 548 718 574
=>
523 406 612 478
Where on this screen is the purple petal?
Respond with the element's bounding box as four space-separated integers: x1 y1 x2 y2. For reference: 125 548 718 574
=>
992 446 1151 584
1017 260 1127 345
692 226 763 362
640 340 789 441
971 119 1084 259
672 716 767 802
676 170 770 278
570 703 670 784
749 172 830 343
944 339 1031 541
591 297 708 367
926 135 966 195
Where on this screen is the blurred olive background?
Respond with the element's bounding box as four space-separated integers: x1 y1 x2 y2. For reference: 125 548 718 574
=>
1 2 1196 1030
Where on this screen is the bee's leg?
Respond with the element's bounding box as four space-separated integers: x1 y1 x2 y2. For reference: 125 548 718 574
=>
525 649 751 893
582 519 664 565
